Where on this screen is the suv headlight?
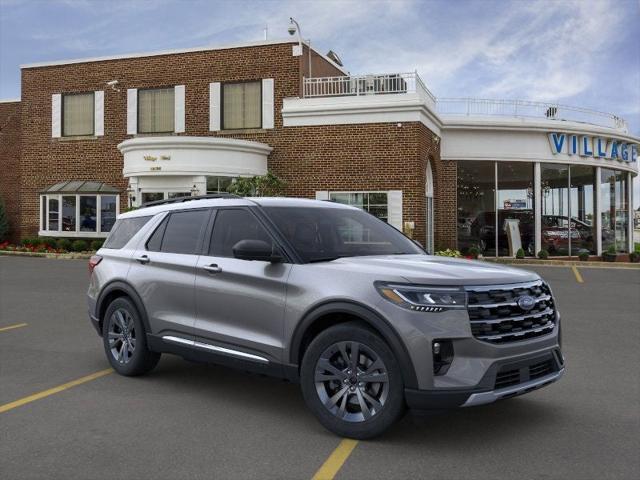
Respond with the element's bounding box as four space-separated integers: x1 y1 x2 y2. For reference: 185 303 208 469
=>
376 283 467 312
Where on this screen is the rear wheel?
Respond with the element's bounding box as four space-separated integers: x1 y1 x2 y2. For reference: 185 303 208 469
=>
300 322 405 439
102 297 160 376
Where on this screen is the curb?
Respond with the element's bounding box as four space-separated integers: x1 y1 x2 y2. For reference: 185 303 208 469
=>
483 258 640 269
0 250 93 260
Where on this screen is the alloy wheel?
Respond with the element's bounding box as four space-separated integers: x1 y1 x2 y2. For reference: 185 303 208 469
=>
314 341 389 422
108 308 136 364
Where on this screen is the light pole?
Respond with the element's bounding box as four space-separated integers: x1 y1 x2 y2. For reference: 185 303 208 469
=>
288 17 311 78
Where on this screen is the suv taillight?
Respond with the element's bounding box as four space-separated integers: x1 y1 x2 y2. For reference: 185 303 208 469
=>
89 255 102 275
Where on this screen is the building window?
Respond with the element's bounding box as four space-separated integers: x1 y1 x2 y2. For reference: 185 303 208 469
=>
141 192 164 204
329 192 389 222
457 161 496 256
39 194 119 237
206 176 236 194
222 81 261 130
62 92 94 136
601 168 629 253
497 162 534 256
138 88 175 133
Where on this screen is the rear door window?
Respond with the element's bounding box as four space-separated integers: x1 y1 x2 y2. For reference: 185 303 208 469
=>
103 216 152 249
158 209 210 255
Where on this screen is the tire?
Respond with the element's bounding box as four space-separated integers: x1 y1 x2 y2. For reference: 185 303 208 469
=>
300 322 406 439
102 297 160 376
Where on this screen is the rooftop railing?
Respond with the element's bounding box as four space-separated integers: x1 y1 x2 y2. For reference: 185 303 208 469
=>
437 98 628 131
301 74 627 131
303 72 436 103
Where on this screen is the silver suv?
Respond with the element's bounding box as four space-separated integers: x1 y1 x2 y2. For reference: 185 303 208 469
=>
87 195 564 439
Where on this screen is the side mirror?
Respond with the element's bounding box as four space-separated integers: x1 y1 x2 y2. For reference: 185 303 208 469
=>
232 239 282 263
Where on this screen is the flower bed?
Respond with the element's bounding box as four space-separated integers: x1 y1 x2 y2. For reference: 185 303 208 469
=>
0 237 104 255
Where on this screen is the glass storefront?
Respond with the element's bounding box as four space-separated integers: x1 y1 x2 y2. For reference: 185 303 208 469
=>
497 163 534 256
458 161 629 257
457 161 496 256
601 169 629 252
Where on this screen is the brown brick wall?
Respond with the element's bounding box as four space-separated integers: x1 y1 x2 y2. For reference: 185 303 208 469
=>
14 41 447 246
0 101 21 241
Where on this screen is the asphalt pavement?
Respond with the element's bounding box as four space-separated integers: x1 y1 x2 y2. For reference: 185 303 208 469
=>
0 256 638 479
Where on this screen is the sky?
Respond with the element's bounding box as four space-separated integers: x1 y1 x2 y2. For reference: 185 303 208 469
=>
1 0 639 203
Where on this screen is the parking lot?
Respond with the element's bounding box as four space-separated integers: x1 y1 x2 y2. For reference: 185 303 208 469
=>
0 256 638 480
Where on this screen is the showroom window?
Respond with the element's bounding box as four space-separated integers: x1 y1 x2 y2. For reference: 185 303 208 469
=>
329 192 389 222
497 162 534 256
457 161 496 256
222 81 261 130
601 168 629 253
138 87 175 133
62 92 94 136
207 176 236 194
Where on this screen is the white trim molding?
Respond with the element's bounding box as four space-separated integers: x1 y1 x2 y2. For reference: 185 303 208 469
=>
126 88 137 135
51 94 61 138
282 94 442 136
118 136 271 178
209 82 221 131
174 85 186 133
94 90 104 136
262 78 275 129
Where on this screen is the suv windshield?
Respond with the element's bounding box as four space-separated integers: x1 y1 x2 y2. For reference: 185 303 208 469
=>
263 206 424 262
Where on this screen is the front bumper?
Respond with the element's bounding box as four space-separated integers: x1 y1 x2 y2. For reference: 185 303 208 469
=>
405 348 564 410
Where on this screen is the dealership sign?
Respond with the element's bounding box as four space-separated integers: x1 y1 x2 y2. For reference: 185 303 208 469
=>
548 133 638 163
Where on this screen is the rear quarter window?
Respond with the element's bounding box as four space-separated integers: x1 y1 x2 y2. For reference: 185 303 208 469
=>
102 216 152 249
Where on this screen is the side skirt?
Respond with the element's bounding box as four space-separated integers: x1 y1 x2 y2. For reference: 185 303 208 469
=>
146 334 299 382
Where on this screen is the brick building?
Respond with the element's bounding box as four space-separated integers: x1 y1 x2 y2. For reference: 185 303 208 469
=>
0 38 638 256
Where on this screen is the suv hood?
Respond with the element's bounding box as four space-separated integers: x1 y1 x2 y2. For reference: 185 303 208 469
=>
316 254 539 286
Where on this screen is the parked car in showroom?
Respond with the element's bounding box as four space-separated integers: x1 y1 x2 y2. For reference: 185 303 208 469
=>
87 195 564 439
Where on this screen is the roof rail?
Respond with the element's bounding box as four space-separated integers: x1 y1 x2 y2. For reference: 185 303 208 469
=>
140 193 241 208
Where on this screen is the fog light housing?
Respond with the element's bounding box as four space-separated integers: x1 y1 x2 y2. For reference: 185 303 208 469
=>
433 339 454 375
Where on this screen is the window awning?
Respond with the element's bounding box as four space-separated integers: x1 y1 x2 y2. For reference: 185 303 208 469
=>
41 181 120 194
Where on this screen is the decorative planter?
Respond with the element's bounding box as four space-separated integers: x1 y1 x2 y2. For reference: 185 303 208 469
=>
603 253 618 262
630 253 640 263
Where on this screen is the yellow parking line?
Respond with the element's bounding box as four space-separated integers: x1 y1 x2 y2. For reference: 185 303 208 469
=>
0 368 113 414
571 265 584 283
0 323 28 333
311 439 359 480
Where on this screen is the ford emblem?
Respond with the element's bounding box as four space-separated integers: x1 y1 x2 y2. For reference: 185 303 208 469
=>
517 295 536 311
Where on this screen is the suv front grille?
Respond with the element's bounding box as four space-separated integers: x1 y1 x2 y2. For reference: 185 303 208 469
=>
494 358 558 390
466 280 556 344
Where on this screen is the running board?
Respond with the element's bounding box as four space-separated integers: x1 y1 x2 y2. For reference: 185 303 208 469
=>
161 335 269 364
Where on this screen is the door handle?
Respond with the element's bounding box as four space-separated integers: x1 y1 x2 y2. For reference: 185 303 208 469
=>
203 263 222 274
135 255 150 264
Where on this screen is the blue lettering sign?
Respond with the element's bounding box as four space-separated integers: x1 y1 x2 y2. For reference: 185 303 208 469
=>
632 144 638 162
570 135 578 155
596 138 607 157
548 133 565 154
620 143 628 161
580 136 593 156
610 141 619 159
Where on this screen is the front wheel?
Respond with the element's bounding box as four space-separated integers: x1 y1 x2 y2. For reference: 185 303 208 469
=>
102 297 160 376
300 322 406 439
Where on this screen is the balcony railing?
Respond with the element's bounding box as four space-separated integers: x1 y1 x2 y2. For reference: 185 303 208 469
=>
437 98 628 131
303 72 436 103
301 74 627 131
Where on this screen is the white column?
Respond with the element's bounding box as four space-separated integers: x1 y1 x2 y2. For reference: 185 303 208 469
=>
94 91 104 136
534 162 541 256
595 166 602 256
628 171 633 253
262 78 275 129
51 94 62 138
209 82 221 131
174 85 185 133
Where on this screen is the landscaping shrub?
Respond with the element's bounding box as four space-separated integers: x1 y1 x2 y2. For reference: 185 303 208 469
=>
21 237 37 247
537 249 549 260
0 198 9 242
516 248 525 259
468 246 480 259
90 239 104 251
603 244 617 262
38 237 57 248
630 251 640 263
57 238 72 251
71 240 88 252
578 251 589 261
435 249 463 258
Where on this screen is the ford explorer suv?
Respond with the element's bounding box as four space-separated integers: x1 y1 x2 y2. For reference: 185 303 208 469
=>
87 195 564 439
